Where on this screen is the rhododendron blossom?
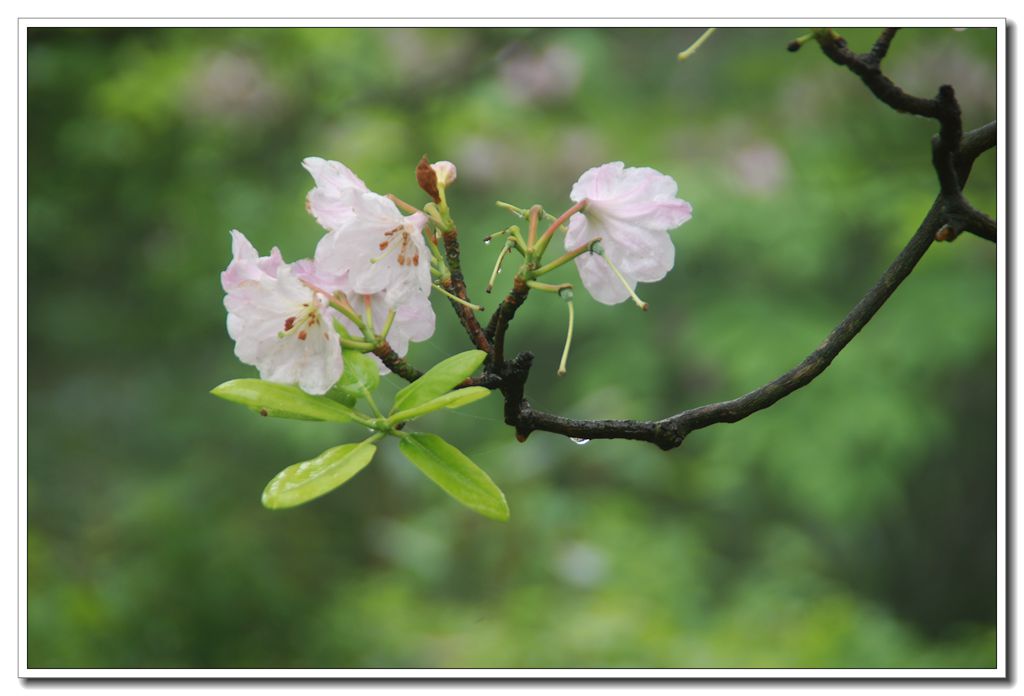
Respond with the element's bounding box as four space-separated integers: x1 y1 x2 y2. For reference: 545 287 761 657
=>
314 190 432 306
564 162 692 305
222 231 343 395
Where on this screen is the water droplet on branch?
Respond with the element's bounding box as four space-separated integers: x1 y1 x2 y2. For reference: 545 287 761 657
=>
570 437 590 445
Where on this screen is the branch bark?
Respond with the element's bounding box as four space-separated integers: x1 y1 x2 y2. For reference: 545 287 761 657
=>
489 27 997 450
384 28 997 452
439 226 492 352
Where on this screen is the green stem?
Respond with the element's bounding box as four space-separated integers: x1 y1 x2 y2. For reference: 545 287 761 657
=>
484 225 528 255
363 298 375 336
433 283 485 311
362 386 384 418
379 308 397 343
526 205 542 250
486 241 515 293
677 27 716 61
557 293 575 377
534 199 587 261
387 193 425 216
532 238 601 277
526 280 573 294
425 227 446 265
340 337 376 351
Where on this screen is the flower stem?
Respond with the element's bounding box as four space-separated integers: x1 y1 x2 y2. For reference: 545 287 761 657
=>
378 308 397 343
484 225 527 255
485 240 515 293
495 200 529 218
424 227 446 267
534 199 587 261
677 27 716 62
526 205 542 249
433 283 484 311
387 193 425 216
363 296 375 335
525 280 573 294
532 238 601 278
340 336 376 351
362 386 384 418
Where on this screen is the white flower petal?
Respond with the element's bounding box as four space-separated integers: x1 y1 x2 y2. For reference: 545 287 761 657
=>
574 252 633 305
302 157 371 232
224 265 343 395
221 230 285 291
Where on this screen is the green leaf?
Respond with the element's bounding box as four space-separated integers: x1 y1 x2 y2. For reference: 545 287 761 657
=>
387 386 491 425
390 350 487 415
397 432 509 521
333 349 381 400
262 442 377 509
211 379 361 423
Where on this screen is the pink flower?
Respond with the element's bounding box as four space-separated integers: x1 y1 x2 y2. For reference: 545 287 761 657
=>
314 190 432 306
303 157 370 232
564 162 692 305
223 232 343 395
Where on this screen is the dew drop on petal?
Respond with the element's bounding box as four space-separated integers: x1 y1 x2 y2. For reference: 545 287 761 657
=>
570 437 590 445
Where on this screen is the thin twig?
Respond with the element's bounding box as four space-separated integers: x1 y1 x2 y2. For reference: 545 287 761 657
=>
486 27 997 449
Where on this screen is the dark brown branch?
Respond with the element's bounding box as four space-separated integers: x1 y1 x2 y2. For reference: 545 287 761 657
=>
485 277 531 368
440 226 492 352
486 27 998 450
868 28 899 65
373 340 423 382
815 30 944 119
956 120 997 186
510 196 947 449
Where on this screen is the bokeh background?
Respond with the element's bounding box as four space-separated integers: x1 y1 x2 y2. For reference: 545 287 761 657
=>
27 27 998 668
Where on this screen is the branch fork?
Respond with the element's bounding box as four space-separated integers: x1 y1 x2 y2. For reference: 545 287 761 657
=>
386 28 997 451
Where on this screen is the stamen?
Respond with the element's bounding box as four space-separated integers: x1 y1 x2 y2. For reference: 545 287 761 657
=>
677 27 716 62
593 243 648 311
371 226 405 263
433 283 484 311
278 306 319 339
557 287 575 377
485 240 515 293
363 295 375 335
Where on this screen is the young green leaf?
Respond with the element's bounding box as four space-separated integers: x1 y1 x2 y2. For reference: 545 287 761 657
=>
387 386 491 425
397 432 509 521
390 350 487 415
333 349 381 400
211 379 362 423
262 442 377 509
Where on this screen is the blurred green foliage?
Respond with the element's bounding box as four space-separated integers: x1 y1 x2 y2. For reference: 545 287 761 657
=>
27 27 998 668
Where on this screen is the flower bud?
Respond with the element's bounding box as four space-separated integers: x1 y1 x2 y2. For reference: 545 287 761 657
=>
431 160 457 188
